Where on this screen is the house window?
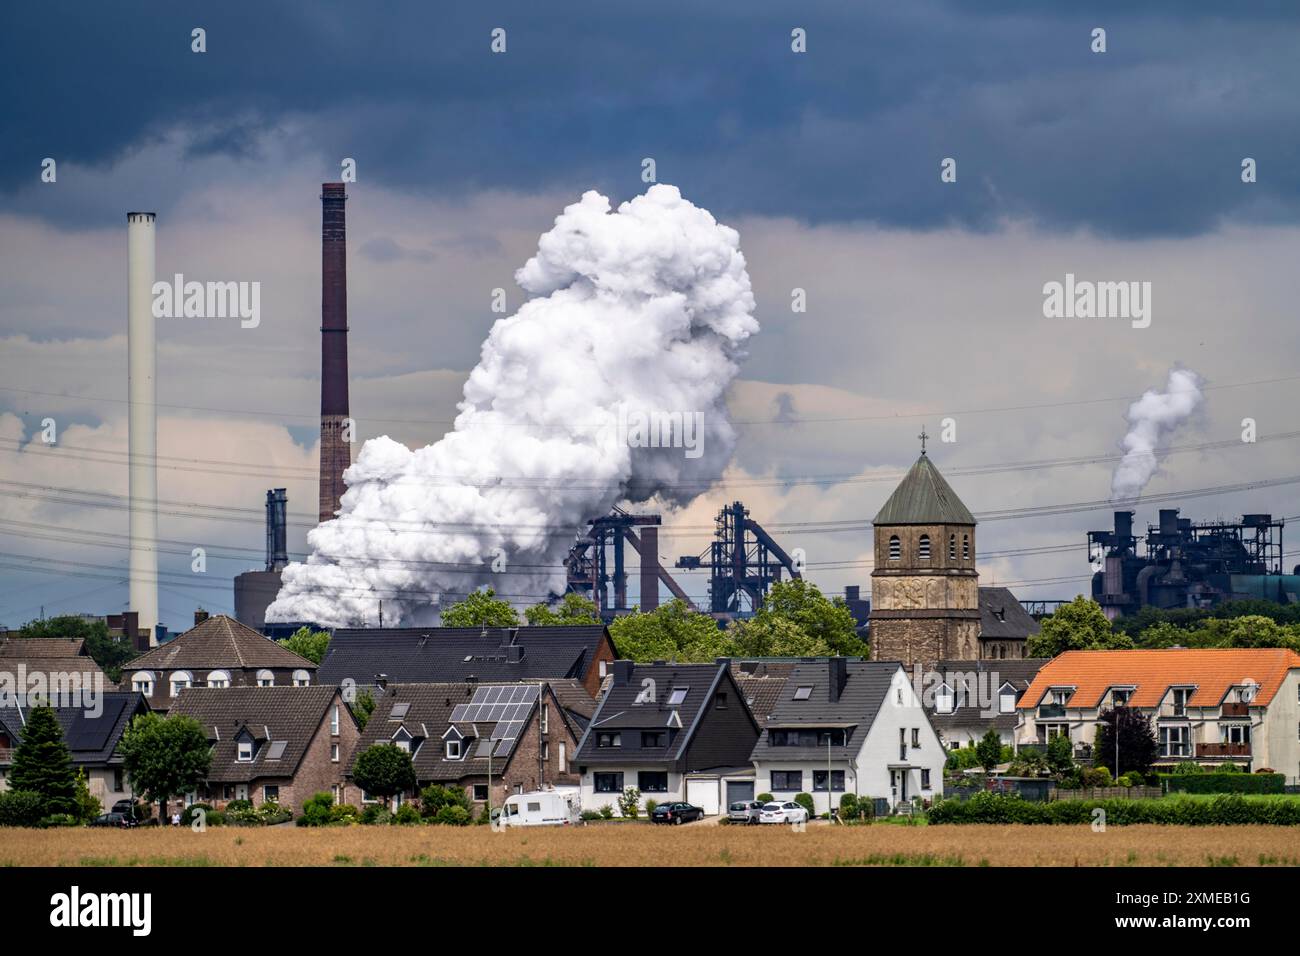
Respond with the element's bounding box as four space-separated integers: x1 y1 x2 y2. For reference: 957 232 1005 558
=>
816 729 847 746
948 534 956 560
812 770 845 792
921 769 931 789
911 728 920 749
1040 723 1069 742
292 669 311 687
331 743 340 763
641 731 667 748
638 771 668 793
667 687 688 706
207 670 230 689
593 772 624 794
395 738 411 753
263 785 279 803
770 770 802 791
541 703 549 734
1160 725 1189 757
256 669 274 687
1112 688 1132 706
918 535 931 560
1221 724 1250 745
888 535 901 560
330 706 340 736
542 741 549 761
473 785 488 801
113 769 125 792
962 534 970 559
237 741 253 762
793 685 812 700
131 672 154 696
559 742 567 772
596 732 621 748
599 660 608 678
169 671 192 698
1170 688 1192 717
446 739 461 759
935 684 955 714
999 686 1017 714
714 691 728 710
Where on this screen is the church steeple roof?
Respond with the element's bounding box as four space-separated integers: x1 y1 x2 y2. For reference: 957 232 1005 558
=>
873 453 976 526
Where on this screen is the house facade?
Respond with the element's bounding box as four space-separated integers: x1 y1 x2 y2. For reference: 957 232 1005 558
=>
750 658 946 815
1016 648 1300 779
575 660 761 816
342 679 589 813
169 684 359 813
125 615 317 712
925 658 1047 749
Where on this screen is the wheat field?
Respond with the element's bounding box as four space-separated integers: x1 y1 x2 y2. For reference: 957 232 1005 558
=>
4 823 1300 866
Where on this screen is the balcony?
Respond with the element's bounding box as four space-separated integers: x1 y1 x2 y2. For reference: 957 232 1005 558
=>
1037 704 1066 719
1221 702 1250 718
1196 741 1251 758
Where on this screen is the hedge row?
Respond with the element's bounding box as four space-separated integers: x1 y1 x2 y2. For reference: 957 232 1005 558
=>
1161 773 1284 795
928 791 1300 825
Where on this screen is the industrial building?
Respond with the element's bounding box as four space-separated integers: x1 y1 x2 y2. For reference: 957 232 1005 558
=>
1088 509 1298 619
234 489 290 630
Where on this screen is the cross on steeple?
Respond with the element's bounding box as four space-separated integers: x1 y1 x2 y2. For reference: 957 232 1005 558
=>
918 426 929 455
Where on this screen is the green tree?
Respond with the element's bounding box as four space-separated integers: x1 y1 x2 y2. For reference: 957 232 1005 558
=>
974 729 1004 774
441 588 519 627
118 713 212 821
8 705 77 816
1046 732 1075 776
1027 596 1134 658
608 599 730 662
525 592 601 626
728 579 866 658
18 615 138 683
73 768 102 823
1094 706 1157 778
352 743 416 805
352 688 376 730
419 784 472 820
277 626 330 664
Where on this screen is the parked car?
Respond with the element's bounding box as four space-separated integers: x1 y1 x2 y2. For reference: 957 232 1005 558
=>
728 800 764 824
759 801 808 825
651 802 704 825
110 799 140 821
90 812 135 828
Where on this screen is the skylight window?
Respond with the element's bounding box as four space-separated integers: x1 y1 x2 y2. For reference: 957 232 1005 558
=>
667 688 688 706
793 685 813 700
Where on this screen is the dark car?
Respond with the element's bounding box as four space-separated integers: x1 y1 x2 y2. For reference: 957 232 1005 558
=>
90 812 135 828
111 799 139 819
651 802 704 825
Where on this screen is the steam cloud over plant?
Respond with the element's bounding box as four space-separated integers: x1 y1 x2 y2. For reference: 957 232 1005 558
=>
1109 367 1204 502
268 185 757 627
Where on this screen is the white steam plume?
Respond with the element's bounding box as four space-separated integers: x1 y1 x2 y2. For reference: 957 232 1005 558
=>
1109 367 1204 502
268 184 757 627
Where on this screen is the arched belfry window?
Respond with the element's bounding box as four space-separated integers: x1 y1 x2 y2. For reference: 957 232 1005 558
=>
948 534 956 560
918 534 931 560
962 534 970 560
888 535 901 560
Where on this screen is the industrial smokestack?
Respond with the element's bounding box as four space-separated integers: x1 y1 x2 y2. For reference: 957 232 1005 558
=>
127 212 159 644
265 488 288 572
319 183 351 524
639 526 660 612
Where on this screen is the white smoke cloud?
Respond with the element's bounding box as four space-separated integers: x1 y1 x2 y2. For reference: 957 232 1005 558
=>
267 184 758 627
1109 367 1204 502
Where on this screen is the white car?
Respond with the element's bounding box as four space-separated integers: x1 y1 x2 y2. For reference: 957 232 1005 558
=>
759 801 808 824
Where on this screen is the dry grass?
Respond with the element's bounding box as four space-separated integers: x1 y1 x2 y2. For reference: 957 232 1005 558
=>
5 823 1300 866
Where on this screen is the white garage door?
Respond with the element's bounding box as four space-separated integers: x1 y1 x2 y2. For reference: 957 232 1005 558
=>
686 779 720 816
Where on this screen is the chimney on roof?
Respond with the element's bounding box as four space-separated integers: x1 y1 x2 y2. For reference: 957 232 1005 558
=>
194 608 209 626
375 675 387 691
611 660 633 687
828 657 848 703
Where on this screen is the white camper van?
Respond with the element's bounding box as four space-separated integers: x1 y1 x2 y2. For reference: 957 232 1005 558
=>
500 788 581 827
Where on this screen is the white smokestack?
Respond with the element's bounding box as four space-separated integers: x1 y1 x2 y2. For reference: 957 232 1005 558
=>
269 184 757 627
127 212 159 643
1110 367 1204 503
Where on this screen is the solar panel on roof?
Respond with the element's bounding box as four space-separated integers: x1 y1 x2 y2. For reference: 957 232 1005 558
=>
450 704 470 722
65 697 128 753
474 737 494 757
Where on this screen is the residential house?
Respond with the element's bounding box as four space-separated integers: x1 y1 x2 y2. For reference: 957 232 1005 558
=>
0 691 149 808
0 636 112 698
342 679 588 812
574 659 761 816
977 587 1041 661
124 615 318 712
1015 648 1300 779
319 625 616 698
926 658 1047 749
168 684 359 813
750 658 946 815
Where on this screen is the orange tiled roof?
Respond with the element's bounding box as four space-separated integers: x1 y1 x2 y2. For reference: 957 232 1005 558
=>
1018 648 1300 710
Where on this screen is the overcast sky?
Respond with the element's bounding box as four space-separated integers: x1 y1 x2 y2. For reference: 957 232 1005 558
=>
2 1 1299 629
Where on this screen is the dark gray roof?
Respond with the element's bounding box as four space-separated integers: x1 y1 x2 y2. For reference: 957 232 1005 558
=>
575 661 736 766
749 660 902 761
925 658 1048 733
734 674 790 722
0 692 149 767
169 685 342 782
319 625 610 686
130 615 317 671
873 454 976 526
978 588 1041 640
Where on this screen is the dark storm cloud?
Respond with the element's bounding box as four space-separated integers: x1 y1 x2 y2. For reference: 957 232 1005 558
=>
3 0 1300 235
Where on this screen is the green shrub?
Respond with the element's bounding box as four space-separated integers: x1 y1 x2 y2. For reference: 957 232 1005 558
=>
1081 766 1112 788
1171 761 1203 775
617 787 641 818
839 793 859 819
645 800 658 816
330 804 360 825
181 803 213 827
225 798 253 812
206 810 226 826
0 791 45 827
39 813 80 828
1162 772 1284 794
756 793 774 803
419 784 471 820
361 804 393 825
928 792 1300 826
298 792 335 827
794 793 815 816
598 805 614 820
434 804 471 826
394 803 423 825
580 809 604 822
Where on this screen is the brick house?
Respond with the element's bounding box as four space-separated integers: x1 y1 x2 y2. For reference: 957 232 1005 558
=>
124 615 318 712
168 684 359 813
342 679 592 813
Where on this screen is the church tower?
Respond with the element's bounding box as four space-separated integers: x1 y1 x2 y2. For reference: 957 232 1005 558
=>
869 434 980 666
